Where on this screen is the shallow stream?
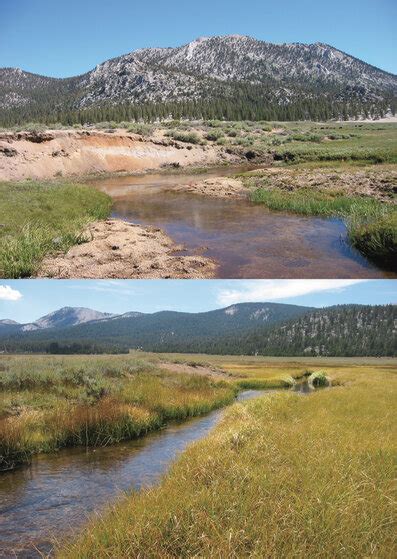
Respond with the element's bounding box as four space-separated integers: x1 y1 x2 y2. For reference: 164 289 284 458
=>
0 390 264 558
89 167 393 278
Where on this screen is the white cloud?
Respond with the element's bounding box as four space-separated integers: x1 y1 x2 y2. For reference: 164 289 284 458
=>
0 285 23 301
217 280 366 306
66 281 136 296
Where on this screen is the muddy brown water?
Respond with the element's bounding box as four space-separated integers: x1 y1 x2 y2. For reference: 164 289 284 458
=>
89 167 395 278
0 390 266 558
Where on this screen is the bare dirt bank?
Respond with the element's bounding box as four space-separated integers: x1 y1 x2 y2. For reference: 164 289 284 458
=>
0 128 238 181
159 362 233 380
173 176 249 198
38 219 216 278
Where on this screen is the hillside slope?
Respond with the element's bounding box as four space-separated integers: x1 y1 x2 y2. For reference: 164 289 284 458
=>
0 303 395 356
0 303 311 350
1 36 396 124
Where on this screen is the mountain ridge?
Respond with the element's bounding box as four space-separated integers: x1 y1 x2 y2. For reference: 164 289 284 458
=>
0 303 395 357
1 35 396 124
0 306 114 333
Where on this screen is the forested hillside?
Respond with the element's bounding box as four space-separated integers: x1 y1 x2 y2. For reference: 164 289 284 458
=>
0 304 394 356
211 305 396 357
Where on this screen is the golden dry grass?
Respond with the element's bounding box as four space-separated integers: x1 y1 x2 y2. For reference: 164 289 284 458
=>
58 360 397 558
0 354 235 470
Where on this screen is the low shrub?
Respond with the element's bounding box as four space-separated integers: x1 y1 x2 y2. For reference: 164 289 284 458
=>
205 130 224 142
166 130 201 144
127 123 154 136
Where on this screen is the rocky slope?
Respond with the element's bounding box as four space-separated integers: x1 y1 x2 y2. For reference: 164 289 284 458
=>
1 35 396 116
0 306 113 334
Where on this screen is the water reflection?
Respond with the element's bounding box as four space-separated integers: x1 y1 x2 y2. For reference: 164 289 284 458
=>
89 169 392 279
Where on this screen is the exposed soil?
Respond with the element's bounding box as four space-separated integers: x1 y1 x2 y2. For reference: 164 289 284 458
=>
38 219 216 278
172 176 249 198
159 361 232 380
243 166 397 202
0 128 240 182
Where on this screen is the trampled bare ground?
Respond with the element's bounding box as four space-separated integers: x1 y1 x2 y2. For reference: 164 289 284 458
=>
38 219 216 278
172 176 250 198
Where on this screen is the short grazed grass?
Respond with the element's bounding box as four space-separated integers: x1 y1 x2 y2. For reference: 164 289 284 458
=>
0 181 111 278
58 361 397 558
271 123 397 164
0 354 236 470
165 120 397 164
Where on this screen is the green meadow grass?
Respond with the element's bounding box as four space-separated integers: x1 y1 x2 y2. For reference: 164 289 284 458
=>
0 181 111 278
271 123 397 164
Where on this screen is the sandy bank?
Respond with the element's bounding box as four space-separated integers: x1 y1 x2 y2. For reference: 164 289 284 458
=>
173 176 248 198
0 128 238 181
38 219 216 278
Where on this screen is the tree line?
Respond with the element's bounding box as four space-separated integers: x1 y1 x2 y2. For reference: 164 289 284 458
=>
0 86 395 127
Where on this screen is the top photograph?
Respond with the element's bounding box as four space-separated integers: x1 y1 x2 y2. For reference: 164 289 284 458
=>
0 0 396 279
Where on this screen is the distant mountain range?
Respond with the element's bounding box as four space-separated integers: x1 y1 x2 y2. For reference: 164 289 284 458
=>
0 306 114 333
1 35 396 124
0 303 395 357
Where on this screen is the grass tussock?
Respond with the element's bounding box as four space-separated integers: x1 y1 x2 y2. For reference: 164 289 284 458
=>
59 366 397 558
0 182 112 278
348 209 397 266
307 370 330 387
0 355 236 470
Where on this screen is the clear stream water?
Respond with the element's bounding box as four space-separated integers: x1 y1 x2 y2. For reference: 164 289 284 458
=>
89 166 394 279
0 389 268 558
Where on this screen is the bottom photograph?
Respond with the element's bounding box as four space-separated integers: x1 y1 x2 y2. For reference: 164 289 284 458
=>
0 279 396 558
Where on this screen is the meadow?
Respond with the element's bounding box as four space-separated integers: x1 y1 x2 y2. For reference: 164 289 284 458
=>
0 353 236 471
15 119 396 164
0 181 111 278
1 121 396 276
1 352 372 471
56 355 397 558
221 120 397 268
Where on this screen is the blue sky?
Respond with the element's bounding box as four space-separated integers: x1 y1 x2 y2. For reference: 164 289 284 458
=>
1 0 396 77
0 280 395 323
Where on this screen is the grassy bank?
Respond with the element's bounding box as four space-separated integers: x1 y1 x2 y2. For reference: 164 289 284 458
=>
249 181 396 269
0 181 112 278
0 354 236 470
58 363 397 558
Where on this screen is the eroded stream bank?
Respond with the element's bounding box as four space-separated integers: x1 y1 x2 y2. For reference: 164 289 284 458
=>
88 167 392 279
0 390 263 558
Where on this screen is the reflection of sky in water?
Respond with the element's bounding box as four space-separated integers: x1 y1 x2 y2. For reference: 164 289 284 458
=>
0 391 263 558
87 169 389 278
